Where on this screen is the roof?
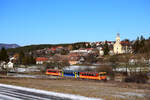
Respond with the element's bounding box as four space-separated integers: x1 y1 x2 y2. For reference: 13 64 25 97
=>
86 48 93 50
36 57 48 61
120 41 131 46
51 47 56 51
57 46 63 48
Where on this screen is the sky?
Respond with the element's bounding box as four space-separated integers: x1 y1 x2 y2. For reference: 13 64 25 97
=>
0 0 150 46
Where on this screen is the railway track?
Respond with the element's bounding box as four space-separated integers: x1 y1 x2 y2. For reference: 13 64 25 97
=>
0 74 107 83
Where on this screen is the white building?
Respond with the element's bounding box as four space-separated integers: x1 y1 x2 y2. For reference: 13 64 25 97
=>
7 61 14 69
97 47 104 56
113 33 122 54
70 49 92 54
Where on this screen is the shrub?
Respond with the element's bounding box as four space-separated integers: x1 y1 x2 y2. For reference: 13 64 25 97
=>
125 73 149 83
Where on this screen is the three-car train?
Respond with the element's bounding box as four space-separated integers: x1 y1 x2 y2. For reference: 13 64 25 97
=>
46 69 107 81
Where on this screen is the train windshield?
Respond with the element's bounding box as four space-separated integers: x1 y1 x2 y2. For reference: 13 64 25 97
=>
48 70 57 73
99 72 106 76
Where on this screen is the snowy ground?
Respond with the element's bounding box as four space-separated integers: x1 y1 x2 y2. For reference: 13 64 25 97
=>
0 84 102 100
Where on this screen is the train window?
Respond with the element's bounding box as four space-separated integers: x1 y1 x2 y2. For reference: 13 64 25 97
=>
82 73 87 76
100 74 105 76
48 70 57 73
64 71 74 75
81 73 97 76
87 73 92 76
64 72 68 74
103 73 106 75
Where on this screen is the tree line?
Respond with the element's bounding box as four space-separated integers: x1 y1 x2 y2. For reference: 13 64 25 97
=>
15 51 36 65
0 48 9 62
133 35 150 54
0 47 35 65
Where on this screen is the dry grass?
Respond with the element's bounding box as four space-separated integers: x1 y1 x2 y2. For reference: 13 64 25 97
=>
0 77 149 100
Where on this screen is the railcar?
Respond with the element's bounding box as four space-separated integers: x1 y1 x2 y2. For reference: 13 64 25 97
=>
62 70 79 78
79 72 107 80
99 72 107 80
45 69 61 76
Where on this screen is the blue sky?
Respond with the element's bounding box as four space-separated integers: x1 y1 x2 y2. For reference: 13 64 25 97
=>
0 0 150 46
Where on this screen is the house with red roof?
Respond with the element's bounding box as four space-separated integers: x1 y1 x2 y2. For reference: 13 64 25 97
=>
36 57 49 64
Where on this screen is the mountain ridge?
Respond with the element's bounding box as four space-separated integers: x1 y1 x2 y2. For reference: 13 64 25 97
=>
0 43 20 49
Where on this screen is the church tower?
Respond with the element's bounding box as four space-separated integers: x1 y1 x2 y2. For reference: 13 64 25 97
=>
116 33 120 43
113 33 122 54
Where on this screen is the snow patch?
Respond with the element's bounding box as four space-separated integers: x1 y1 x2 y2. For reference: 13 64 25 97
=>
0 94 20 100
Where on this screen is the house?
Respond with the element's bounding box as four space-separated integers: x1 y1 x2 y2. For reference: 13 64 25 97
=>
7 61 13 69
68 53 86 65
86 48 93 53
0 61 13 70
97 44 114 56
68 53 80 65
109 49 114 55
0 61 6 70
97 47 104 56
129 58 138 65
120 41 132 53
36 57 48 64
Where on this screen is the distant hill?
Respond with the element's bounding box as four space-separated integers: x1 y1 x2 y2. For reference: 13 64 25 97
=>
0 43 20 49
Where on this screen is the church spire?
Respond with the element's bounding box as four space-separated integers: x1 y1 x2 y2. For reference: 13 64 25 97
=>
117 33 120 37
116 33 120 43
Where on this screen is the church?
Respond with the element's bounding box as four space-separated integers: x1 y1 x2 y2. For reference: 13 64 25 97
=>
113 33 132 54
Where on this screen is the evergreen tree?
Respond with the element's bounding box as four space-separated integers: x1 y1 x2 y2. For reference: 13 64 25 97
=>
133 35 147 53
140 35 145 53
103 41 110 55
21 54 36 65
0 47 9 62
18 50 25 64
133 37 140 53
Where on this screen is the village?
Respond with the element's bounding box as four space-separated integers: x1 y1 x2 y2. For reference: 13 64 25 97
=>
1 0 150 99
1 33 133 69
0 34 150 100
0 33 150 83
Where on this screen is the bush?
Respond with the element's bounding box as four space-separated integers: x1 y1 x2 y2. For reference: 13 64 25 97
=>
125 73 149 83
